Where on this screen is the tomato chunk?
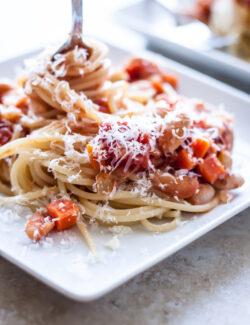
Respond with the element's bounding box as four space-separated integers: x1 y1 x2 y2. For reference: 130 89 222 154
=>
152 78 164 94
198 154 226 184
87 144 100 171
125 58 160 82
16 96 29 114
0 119 13 146
177 148 196 170
161 73 178 89
46 199 79 231
191 137 210 158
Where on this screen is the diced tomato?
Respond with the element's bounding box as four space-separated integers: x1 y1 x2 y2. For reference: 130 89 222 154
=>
16 96 29 114
161 73 178 89
125 58 160 82
177 148 196 170
0 119 13 146
46 199 79 231
87 144 100 171
198 153 226 184
152 78 164 94
191 137 210 158
93 98 110 114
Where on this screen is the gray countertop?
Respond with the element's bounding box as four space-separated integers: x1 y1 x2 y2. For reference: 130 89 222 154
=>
0 208 249 325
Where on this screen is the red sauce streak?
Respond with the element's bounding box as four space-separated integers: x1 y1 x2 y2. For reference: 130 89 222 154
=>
93 98 110 114
91 121 151 173
0 119 13 146
125 58 160 82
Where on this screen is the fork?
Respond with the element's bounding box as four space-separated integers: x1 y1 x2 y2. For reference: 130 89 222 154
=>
52 0 92 60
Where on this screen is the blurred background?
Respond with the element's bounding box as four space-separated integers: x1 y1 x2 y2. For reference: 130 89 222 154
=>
0 0 249 92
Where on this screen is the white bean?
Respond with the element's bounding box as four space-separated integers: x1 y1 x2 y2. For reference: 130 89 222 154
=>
190 184 215 205
215 173 244 190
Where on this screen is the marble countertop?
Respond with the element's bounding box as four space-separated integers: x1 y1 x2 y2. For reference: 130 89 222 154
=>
0 208 249 325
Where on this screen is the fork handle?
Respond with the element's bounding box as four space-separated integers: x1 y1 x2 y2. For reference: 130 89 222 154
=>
72 0 83 37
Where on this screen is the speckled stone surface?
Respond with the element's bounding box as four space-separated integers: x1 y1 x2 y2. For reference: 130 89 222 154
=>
0 208 249 325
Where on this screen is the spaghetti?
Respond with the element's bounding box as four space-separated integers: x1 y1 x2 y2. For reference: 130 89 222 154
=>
0 39 244 252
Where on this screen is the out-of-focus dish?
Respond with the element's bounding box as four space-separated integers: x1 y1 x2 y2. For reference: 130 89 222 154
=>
116 0 250 93
189 0 250 60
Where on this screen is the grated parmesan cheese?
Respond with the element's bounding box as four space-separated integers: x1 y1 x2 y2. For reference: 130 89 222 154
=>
105 235 121 251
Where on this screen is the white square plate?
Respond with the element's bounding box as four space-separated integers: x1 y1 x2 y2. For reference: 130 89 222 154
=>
0 44 249 301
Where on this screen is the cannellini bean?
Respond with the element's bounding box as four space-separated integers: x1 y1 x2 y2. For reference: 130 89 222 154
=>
158 113 191 153
214 173 244 190
218 150 232 169
218 190 234 204
190 184 215 205
25 211 55 241
152 171 199 199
